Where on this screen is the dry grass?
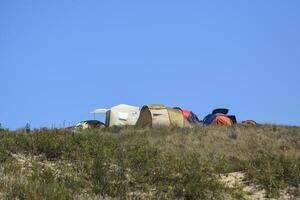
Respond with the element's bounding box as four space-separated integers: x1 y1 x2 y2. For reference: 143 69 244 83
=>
0 125 299 199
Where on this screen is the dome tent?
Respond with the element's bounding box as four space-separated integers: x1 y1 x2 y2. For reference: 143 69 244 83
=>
91 104 140 127
214 115 233 126
173 107 201 125
242 120 257 126
135 104 191 128
203 108 236 126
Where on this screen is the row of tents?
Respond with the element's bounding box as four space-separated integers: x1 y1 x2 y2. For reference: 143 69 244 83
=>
85 104 257 129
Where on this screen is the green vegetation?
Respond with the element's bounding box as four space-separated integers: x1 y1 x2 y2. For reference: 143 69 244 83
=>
0 125 299 199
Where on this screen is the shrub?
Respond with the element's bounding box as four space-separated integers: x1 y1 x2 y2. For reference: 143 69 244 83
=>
246 151 300 198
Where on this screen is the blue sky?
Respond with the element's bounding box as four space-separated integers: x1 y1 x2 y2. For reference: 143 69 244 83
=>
1 1 300 129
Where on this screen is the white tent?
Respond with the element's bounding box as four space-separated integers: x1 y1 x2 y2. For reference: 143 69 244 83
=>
91 104 140 127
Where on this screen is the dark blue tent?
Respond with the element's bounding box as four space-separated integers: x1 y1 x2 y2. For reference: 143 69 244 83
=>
203 114 217 125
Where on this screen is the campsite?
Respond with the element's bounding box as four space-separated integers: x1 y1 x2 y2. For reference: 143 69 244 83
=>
72 104 247 130
2 1 300 199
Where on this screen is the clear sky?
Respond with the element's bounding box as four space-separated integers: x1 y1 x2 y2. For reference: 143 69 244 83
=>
1 1 300 129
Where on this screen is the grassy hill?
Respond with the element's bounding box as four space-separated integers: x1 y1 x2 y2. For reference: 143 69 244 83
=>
0 125 299 199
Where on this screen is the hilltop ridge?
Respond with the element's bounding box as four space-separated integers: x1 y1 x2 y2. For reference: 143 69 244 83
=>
0 125 299 199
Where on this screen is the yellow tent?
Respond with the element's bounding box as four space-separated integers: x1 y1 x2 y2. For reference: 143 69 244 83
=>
135 104 191 128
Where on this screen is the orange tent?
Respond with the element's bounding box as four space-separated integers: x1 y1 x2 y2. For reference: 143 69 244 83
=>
214 115 233 126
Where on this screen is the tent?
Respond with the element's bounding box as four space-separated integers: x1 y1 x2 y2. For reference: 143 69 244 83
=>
242 120 257 126
203 108 236 126
173 107 201 125
91 104 140 127
136 104 191 128
212 108 229 115
214 115 233 126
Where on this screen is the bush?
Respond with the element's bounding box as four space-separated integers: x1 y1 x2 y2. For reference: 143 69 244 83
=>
246 152 300 197
174 155 224 199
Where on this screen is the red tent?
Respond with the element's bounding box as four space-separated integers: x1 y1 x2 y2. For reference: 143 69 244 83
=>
242 120 257 126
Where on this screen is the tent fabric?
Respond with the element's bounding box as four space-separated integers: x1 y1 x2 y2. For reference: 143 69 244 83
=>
136 105 191 128
91 109 109 113
182 110 191 119
92 104 140 127
168 108 186 127
147 104 167 110
136 107 152 127
184 110 201 125
212 108 229 115
203 114 217 125
174 107 201 125
108 104 140 127
213 115 233 126
150 108 170 127
227 115 237 124
242 120 257 126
